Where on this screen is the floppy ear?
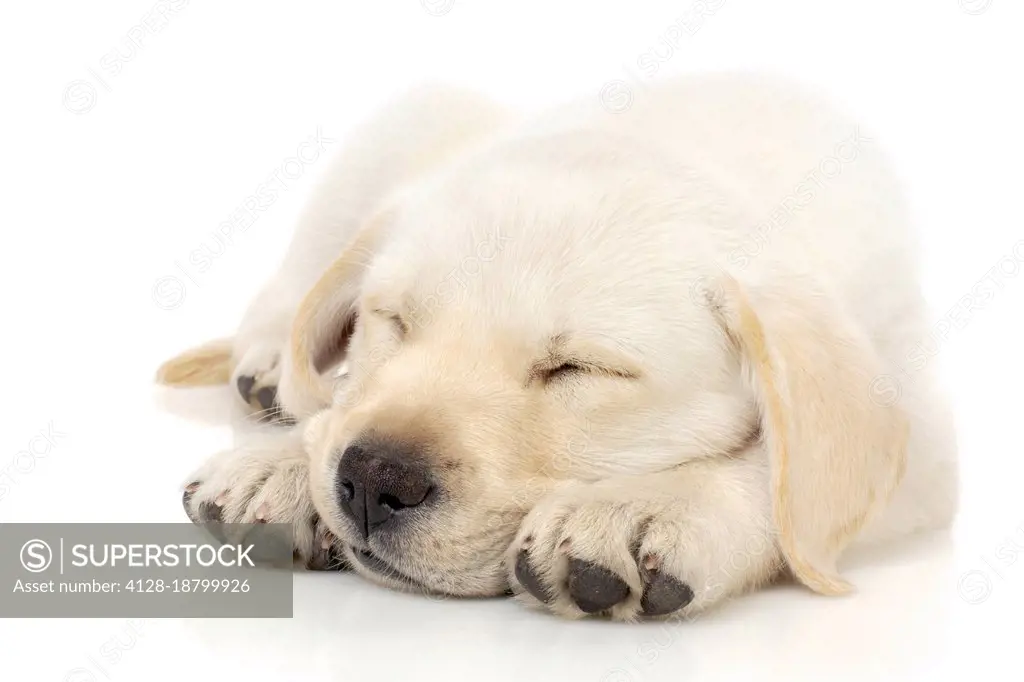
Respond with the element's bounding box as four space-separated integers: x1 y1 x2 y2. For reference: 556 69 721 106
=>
277 212 390 418
711 272 908 595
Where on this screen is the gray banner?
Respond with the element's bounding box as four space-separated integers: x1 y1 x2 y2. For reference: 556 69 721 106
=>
0 523 293 617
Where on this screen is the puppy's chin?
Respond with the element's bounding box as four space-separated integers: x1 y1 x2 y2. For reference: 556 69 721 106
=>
344 546 431 593
340 543 510 598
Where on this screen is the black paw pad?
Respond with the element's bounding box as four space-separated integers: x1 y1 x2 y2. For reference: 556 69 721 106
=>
181 483 199 521
197 500 223 524
254 386 296 425
256 385 277 411
640 569 694 616
514 549 551 603
236 375 256 403
195 500 228 543
567 558 630 613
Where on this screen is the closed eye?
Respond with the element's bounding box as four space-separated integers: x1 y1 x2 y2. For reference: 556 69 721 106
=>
530 334 643 386
371 309 409 337
533 360 637 385
540 361 588 382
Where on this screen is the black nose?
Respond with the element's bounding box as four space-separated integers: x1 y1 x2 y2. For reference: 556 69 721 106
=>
336 440 435 541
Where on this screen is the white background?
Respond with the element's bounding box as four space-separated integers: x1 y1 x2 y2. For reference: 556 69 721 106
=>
1 0 1022 680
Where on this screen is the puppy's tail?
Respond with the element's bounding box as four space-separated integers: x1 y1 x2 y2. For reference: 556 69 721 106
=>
155 338 234 386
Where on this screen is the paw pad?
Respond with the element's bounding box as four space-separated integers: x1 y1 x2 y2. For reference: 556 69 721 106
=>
566 558 631 613
514 549 551 603
639 557 694 616
511 539 695 618
182 482 199 513
236 375 256 404
235 374 295 424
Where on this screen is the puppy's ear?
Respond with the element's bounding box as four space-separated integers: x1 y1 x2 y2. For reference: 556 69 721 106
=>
711 272 907 594
278 212 391 418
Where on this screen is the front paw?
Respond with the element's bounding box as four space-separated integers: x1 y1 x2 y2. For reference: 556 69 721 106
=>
232 343 294 424
507 488 699 621
182 446 347 571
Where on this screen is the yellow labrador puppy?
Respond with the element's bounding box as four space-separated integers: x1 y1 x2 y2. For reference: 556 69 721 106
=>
159 75 958 620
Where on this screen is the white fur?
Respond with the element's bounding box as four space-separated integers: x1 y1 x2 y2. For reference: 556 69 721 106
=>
177 75 957 620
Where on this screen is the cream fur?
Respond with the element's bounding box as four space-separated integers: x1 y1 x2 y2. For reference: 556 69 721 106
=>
167 75 958 620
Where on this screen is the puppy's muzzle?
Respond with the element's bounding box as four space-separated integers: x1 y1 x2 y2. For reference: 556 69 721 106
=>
336 437 436 541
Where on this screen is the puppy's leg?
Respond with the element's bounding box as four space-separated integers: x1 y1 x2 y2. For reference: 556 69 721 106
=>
181 421 344 570
230 277 300 421
507 445 781 620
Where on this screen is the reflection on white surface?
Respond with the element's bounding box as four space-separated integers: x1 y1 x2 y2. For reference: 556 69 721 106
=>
5 522 1012 681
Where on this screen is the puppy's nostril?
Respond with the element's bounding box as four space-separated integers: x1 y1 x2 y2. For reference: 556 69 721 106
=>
378 493 403 512
339 480 355 502
378 486 432 512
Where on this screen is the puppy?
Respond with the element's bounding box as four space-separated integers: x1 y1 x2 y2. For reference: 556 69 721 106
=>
159 76 958 620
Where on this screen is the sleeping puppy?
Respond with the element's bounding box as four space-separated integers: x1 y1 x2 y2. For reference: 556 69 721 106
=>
158 75 958 620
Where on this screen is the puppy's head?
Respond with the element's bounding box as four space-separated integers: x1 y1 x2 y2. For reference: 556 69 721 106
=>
275 140 751 595
281 135 906 598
